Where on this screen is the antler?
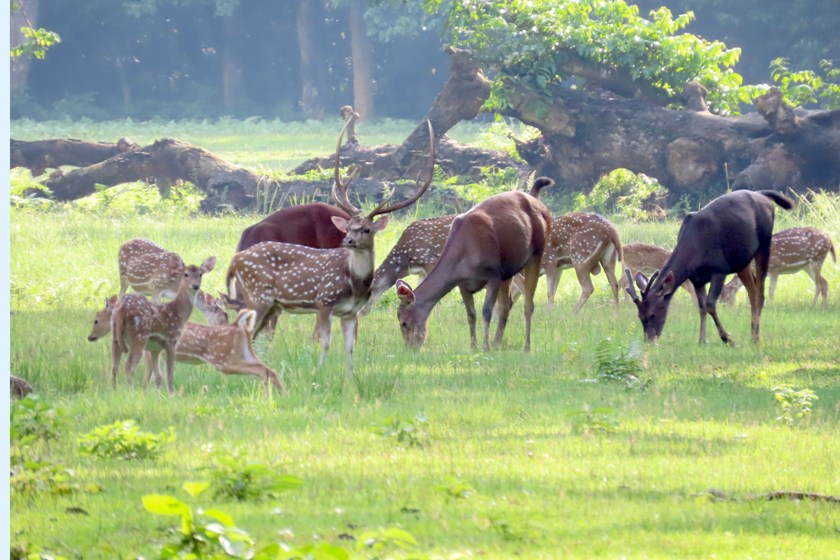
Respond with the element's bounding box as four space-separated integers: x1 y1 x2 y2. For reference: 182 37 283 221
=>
624 268 639 302
332 115 361 215
368 120 436 219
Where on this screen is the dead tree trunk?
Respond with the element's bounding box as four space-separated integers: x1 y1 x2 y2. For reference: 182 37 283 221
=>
503 84 840 196
43 138 263 211
11 138 138 176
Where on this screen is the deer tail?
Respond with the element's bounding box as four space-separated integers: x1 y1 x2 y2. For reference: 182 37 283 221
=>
529 176 555 199
758 190 795 210
829 239 837 264
610 227 623 262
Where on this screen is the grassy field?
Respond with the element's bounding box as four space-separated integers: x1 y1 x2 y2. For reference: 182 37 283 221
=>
9 119 840 559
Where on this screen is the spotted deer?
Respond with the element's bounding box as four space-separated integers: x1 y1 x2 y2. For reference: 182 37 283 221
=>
109 256 216 393
541 212 623 312
625 190 794 344
618 243 696 301
225 120 435 378
88 298 284 396
719 226 836 306
119 238 214 304
396 177 554 351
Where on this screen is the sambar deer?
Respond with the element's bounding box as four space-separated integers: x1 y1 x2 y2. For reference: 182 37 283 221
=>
89 297 284 396
625 190 794 344
109 256 216 394
225 120 435 378
396 177 554 351
719 226 836 306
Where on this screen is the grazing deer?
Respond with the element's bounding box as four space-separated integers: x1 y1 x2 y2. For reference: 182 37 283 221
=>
363 214 458 313
618 243 696 301
624 190 794 344
719 227 836 306
396 177 554 351
541 212 623 312
109 256 216 393
118 238 189 302
225 120 435 378
88 298 285 396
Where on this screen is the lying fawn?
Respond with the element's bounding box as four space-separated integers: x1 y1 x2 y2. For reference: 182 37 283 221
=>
89 296 284 396
109 256 215 393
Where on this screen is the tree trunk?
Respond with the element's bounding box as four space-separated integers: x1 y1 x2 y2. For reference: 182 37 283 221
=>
11 138 138 176
348 0 374 120
297 0 325 119
502 84 840 197
10 0 39 97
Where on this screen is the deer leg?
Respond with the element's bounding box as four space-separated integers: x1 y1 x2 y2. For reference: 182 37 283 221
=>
545 265 561 311
601 251 620 312
521 259 541 352
481 281 501 351
737 267 761 344
573 265 595 313
316 308 332 367
459 287 478 350
163 346 176 395
693 283 709 344
110 338 124 390
706 274 733 344
142 351 156 391
492 279 513 350
340 316 357 380
751 248 770 343
767 271 779 304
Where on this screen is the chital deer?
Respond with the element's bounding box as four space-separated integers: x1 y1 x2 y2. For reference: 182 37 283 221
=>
89 298 285 396
625 190 793 344
118 238 188 302
363 214 458 314
109 256 216 393
618 243 696 301
719 226 836 306
396 177 554 351
541 212 623 312
225 120 435 378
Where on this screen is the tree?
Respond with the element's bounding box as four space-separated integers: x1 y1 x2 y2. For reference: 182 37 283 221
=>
426 0 840 196
10 0 60 96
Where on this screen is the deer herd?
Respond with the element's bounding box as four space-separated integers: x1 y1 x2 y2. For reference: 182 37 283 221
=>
87 119 836 397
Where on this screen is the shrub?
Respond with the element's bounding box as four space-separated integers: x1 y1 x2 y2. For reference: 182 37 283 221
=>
203 447 303 502
772 385 818 427
574 168 668 221
78 420 175 461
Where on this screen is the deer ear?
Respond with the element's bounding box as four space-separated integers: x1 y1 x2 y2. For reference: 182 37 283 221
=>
374 215 390 231
331 216 349 233
201 256 217 273
657 271 677 296
395 279 415 304
237 309 257 333
635 272 649 292
106 295 118 308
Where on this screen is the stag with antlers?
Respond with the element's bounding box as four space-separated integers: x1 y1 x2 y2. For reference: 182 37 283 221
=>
624 190 794 344
225 120 435 378
396 177 554 351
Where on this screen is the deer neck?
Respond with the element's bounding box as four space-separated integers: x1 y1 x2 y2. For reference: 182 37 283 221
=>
346 246 375 295
166 281 197 323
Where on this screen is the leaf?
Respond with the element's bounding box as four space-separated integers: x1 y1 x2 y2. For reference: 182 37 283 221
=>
384 527 418 548
142 494 188 517
202 508 234 527
183 481 211 498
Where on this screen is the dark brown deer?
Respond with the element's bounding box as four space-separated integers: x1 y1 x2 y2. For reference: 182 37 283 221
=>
396 177 554 351
235 202 351 253
225 120 435 378
110 256 216 394
719 226 836 306
624 190 794 344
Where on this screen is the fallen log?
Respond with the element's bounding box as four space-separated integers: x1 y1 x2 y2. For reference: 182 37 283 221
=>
11 137 138 176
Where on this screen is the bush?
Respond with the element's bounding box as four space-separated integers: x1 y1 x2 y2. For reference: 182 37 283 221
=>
574 168 668 221
78 420 175 461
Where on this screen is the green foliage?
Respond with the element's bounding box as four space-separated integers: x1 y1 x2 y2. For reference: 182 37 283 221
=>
772 386 818 427
574 168 668 221
446 166 519 205
770 58 840 110
593 338 651 391
436 477 475 500
371 414 428 449
78 420 175 461
356 527 419 556
10 26 61 60
143 482 258 559
11 542 70 560
434 0 757 114
203 447 303 502
11 459 100 498
566 405 620 435
474 118 541 162
11 395 64 447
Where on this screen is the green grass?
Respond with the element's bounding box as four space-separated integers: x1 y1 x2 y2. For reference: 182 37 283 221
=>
9 119 840 558
10 207 840 559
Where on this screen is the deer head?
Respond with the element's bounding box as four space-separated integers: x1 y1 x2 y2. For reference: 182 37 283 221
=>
395 279 427 348
88 295 118 342
624 268 677 342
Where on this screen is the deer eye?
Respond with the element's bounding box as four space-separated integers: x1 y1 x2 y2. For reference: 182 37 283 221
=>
94 319 99 325
364 228 371 234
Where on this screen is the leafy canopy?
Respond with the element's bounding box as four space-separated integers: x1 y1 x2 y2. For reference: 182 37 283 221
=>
427 0 758 114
